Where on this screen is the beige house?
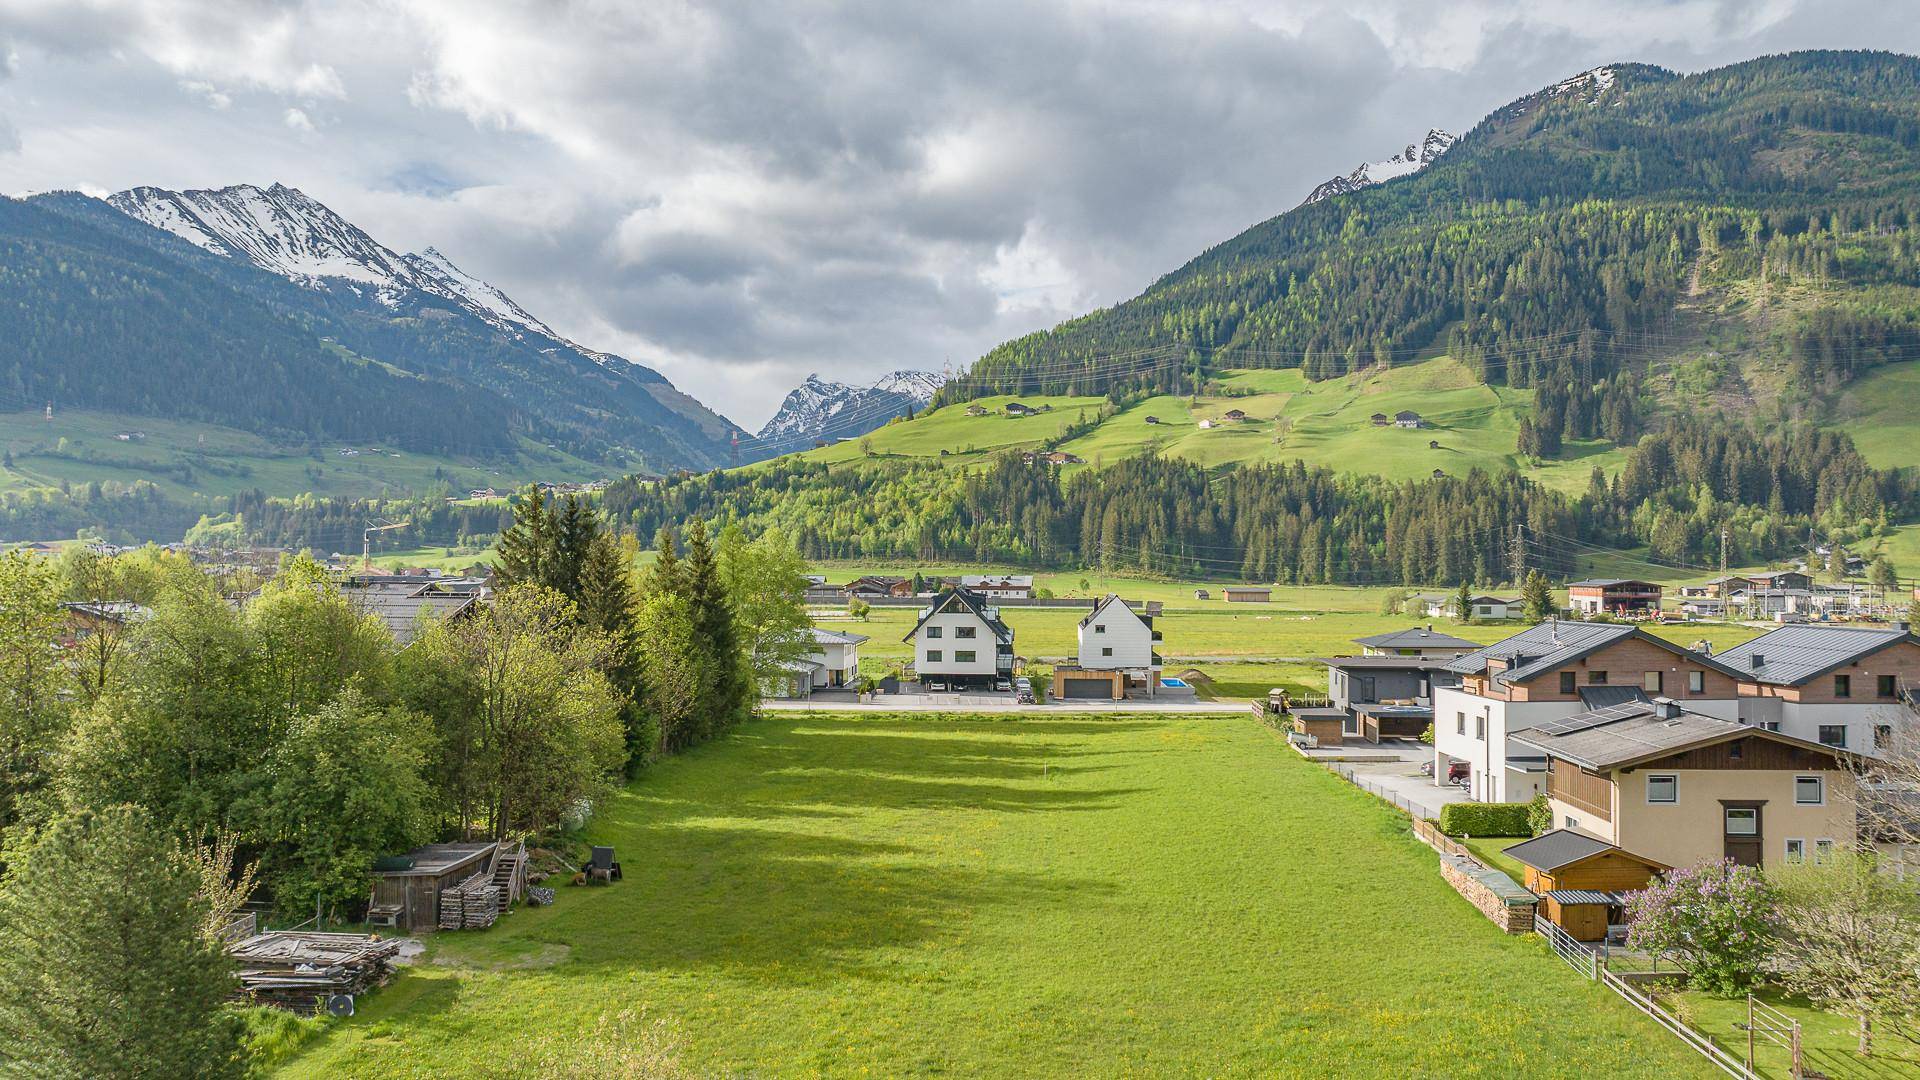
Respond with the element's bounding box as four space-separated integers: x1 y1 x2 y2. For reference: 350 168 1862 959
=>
1513 698 1859 871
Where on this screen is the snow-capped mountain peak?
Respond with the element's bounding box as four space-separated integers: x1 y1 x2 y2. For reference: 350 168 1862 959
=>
106 182 560 343
1300 128 1457 206
754 369 948 453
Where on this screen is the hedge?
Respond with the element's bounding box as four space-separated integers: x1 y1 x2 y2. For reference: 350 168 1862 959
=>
1438 802 1533 837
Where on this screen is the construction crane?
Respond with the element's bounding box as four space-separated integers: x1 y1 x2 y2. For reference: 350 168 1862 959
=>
362 518 410 571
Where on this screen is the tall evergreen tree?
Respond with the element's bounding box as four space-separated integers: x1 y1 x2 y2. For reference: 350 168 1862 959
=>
493 486 554 590
682 520 752 736
0 806 246 1078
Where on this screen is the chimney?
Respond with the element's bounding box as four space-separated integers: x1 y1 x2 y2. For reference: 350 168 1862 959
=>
1750 653 1765 670
1898 620 1912 634
1652 697 1682 721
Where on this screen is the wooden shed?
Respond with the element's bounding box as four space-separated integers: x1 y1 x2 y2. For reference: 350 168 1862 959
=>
1504 829 1667 942
368 842 498 932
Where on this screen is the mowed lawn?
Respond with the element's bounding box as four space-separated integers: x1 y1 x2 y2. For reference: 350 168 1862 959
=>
281 715 1712 1078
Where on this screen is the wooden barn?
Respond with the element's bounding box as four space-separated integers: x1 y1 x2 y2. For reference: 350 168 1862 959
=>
367 842 499 932
1503 829 1667 942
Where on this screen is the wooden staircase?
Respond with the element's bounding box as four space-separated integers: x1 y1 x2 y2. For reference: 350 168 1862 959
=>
488 841 527 912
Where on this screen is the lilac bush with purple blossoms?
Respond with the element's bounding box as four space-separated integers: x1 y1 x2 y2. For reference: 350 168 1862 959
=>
1624 859 1778 995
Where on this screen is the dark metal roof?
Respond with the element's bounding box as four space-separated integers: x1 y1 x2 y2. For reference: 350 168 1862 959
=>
1446 621 1736 687
1352 627 1480 651
1577 685 1650 710
1712 625 1916 686
1567 578 1658 588
1078 594 1150 630
1316 655 1453 671
901 587 1014 645
1502 829 1618 872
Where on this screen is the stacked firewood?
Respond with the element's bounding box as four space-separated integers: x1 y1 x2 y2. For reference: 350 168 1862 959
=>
437 871 501 930
229 932 403 1012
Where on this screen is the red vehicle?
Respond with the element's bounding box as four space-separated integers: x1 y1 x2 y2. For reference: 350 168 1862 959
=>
1446 761 1471 786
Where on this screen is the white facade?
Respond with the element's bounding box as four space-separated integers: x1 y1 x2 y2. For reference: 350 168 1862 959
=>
1736 698 1902 758
1078 598 1156 671
802 630 863 690
908 591 1012 683
1432 686 1741 802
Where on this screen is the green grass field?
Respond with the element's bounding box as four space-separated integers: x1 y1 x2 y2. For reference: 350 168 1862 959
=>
278 714 1715 1078
0 409 606 501
1677 989 1920 1079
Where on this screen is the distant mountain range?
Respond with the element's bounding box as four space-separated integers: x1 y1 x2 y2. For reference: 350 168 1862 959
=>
1300 128 1457 206
0 183 746 471
754 370 947 454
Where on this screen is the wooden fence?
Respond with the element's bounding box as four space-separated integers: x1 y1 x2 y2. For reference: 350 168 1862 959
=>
1598 967 1759 1079
1412 817 1470 859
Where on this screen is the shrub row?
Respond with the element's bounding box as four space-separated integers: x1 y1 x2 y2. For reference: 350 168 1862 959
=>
1438 802 1533 837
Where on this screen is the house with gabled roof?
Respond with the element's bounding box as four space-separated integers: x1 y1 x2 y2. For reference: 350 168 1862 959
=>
1714 623 1920 757
1353 627 1480 658
1513 697 1861 873
1566 578 1662 616
774 626 870 697
1431 621 1743 802
904 587 1014 688
1054 595 1161 700
1503 830 1669 942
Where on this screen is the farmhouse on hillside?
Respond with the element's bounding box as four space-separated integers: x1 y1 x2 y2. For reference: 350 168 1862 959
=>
905 587 1015 689
1395 411 1422 428
965 404 989 416
1370 412 1390 426
1005 402 1037 416
1512 698 1862 872
1222 409 1248 422
1053 595 1162 700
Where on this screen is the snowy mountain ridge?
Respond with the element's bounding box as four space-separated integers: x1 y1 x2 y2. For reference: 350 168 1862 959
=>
755 369 948 452
107 182 566 344
1300 128 1457 206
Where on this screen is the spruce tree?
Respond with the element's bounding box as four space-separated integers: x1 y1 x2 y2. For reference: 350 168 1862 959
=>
1454 580 1475 625
1522 569 1555 623
682 520 751 736
493 486 554 589
0 806 245 1078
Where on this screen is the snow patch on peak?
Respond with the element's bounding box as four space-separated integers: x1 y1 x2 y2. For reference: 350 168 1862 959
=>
1300 128 1456 207
1550 66 1617 101
870 369 946 405
755 369 948 453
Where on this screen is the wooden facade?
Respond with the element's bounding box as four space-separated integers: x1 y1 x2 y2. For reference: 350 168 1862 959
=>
1523 849 1668 942
1547 759 1614 823
369 842 497 932
1631 734 1850 773
1468 636 1739 703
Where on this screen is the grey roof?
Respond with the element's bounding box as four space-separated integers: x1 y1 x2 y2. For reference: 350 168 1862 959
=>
1567 578 1658 588
1511 700 1851 772
1079 594 1149 629
339 581 480 646
805 626 870 646
1352 627 1480 651
1317 655 1454 671
1444 620 1636 683
372 841 496 877
1502 829 1622 872
1713 625 1916 686
1577 685 1650 710
1544 889 1628 905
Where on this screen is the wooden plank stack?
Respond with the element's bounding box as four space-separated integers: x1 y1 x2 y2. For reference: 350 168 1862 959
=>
229 932 403 1012
436 871 500 930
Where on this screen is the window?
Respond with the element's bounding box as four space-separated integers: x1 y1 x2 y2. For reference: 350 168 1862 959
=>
1559 671 1576 694
1725 807 1759 836
1589 671 1608 685
1877 724 1895 750
1785 839 1806 864
1819 724 1848 748
1565 815 1580 830
1644 671 1664 693
955 650 976 663
1646 775 1678 804
1815 840 1835 865
1093 624 1106 634
1729 740 1743 760
955 626 976 639
1879 674 1898 699
1688 670 1705 694
1101 647 1113 657
925 650 943 663
1456 711 1466 736
1474 715 1485 740
1760 721 1781 733
1834 674 1852 698
1794 775 1825 805
925 626 942 639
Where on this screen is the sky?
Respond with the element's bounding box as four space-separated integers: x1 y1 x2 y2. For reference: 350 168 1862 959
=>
3 1 1919 428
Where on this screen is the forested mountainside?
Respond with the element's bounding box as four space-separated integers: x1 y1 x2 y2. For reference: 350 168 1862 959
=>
942 52 1920 407
0 189 742 471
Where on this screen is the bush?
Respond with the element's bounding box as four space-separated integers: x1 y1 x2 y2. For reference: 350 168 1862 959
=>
1438 802 1533 837
1625 860 1776 995
1526 794 1553 836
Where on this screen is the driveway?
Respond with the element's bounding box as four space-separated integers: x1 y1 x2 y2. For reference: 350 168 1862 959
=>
1322 746 1470 821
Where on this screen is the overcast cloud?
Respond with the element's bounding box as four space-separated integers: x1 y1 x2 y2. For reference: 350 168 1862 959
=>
2 0 1916 426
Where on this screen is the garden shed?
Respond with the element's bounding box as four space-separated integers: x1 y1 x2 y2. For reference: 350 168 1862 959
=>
1504 829 1667 942
368 841 499 932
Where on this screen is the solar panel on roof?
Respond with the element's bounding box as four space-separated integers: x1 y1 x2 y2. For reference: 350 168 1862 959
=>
1531 701 1646 737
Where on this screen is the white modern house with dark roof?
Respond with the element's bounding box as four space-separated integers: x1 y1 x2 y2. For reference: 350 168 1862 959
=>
904 587 1015 688
1053 595 1162 700
1431 621 1743 803
1713 623 1920 757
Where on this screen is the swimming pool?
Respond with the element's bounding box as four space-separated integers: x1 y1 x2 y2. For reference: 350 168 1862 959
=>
1161 678 1189 688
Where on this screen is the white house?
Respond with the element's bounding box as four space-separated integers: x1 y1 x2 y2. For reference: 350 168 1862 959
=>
777 626 868 696
1410 593 1522 621
1432 621 1744 803
958 574 1035 600
1712 625 1920 757
1056 595 1161 698
904 587 1014 688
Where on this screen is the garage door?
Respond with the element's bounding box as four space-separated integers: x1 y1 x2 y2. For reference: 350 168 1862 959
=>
1061 678 1114 699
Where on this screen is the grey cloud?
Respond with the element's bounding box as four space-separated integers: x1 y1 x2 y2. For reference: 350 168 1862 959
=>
0 113 17 154
2 1 1919 423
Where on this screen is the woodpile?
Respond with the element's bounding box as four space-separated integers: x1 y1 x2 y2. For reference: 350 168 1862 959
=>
437 871 500 930
230 932 403 1012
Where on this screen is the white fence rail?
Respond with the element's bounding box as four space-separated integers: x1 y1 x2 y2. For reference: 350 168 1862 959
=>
1534 914 1597 979
1599 968 1759 1080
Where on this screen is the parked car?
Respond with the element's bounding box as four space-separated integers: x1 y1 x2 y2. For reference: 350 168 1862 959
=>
926 679 948 692
1447 761 1470 787
1015 687 1035 704
994 676 1012 692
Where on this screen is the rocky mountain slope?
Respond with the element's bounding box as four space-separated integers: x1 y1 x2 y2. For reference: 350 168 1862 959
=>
0 184 746 470
754 369 947 454
1300 128 1457 205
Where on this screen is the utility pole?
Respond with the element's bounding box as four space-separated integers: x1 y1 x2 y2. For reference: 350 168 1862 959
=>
1719 526 1729 578
1509 524 1527 588
362 518 409 571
